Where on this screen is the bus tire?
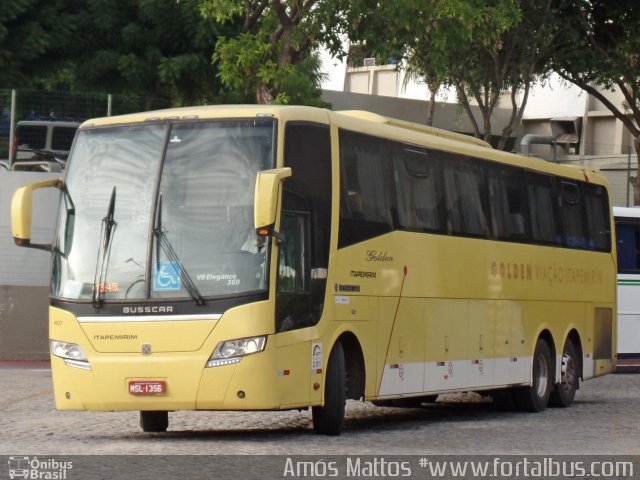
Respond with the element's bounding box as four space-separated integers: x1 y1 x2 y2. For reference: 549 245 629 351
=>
514 339 553 412
312 341 346 435
140 411 168 432
549 339 579 408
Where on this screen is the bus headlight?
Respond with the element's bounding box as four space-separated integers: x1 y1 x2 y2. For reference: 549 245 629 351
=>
206 336 266 368
50 340 91 370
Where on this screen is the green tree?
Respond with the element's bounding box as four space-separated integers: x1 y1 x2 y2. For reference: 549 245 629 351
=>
551 0 640 202
202 0 334 105
0 0 79 88
72 0 232 108
341 0 562 150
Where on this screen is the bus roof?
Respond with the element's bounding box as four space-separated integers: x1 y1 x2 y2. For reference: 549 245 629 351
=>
335 110 492 148
79 105 327 128
80 104 609 188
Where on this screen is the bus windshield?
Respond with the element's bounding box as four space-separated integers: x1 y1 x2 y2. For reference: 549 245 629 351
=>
52 119 275 302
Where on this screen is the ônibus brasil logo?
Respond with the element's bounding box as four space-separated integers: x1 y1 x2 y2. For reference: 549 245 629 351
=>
8 456 73 479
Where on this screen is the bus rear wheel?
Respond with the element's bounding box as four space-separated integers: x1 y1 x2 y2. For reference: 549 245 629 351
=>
514 339 553 412
549 339 579 408
312 341 346 435
140 411 168 432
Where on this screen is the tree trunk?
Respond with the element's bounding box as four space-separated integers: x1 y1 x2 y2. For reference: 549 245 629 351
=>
630 135 640 205
426 83 439 127
483 111 492 146
256 82 274 105
144 93 157 112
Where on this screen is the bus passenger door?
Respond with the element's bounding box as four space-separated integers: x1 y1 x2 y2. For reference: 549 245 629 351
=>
275 210 312 406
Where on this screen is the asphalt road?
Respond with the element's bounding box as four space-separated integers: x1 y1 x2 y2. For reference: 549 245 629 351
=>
1 363 639 456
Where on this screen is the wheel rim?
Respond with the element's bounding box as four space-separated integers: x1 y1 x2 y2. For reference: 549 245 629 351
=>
559 352 576 394
536 353 549 398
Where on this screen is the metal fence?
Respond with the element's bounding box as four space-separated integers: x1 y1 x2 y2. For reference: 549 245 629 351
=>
0 89 169 165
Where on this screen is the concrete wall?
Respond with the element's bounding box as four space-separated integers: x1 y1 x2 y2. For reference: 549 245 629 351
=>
322 89 512 136
601 168 634 207
0 286 50 360
0 170 60 360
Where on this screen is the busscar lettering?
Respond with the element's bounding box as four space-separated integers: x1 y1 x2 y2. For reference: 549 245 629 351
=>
94 334 138 340
122 306 174 314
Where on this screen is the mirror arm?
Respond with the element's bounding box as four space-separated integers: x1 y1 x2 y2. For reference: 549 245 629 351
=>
272 230 286 245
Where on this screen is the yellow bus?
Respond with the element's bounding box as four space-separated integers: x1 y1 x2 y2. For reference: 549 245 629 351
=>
11 105 616 435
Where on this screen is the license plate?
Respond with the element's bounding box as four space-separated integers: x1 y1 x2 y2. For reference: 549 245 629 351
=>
128 380 166 395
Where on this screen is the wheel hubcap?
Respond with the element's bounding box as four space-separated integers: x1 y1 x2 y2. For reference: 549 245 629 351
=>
560 353 575 394
536 354 549 398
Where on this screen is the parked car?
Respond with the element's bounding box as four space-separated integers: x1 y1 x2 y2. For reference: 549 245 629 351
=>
11 119 80 171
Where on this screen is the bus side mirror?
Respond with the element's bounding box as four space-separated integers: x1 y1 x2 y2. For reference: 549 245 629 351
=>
11 177 63 251
254 167 292 237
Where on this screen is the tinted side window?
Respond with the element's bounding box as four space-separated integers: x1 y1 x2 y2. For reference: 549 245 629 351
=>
560 181 586 248
488 165 530 241
617 220 640 271
393 145 445 233
583 184 611 251
51 127 78 151
527 173 560 245
339 130 395 247
17 126 47 149
442 156 488 237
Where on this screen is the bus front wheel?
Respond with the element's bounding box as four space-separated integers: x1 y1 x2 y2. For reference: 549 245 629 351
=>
549 339 579 408
312 341 346 435
140 411 168 432
514 339 553 412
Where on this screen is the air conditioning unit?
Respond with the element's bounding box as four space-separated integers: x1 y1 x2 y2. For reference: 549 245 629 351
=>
363 57 376 67
550 116 582 154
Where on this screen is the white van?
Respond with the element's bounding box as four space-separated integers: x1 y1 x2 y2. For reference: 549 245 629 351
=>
11 120 80 171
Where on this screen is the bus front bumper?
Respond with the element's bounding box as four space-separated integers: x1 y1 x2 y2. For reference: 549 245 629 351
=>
50 347 280 412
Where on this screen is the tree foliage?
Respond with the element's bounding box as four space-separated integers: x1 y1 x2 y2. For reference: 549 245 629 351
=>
1 0 239 108
552 1 640 147
71 0 235 109
341 0 564 150
0 0 79 88
201 0 334 105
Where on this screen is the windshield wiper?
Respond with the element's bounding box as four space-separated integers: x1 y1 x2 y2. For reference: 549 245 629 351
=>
153 194 205 306
92 186 117 308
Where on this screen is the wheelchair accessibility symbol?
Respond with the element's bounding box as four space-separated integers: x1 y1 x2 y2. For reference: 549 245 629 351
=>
154 262 181 291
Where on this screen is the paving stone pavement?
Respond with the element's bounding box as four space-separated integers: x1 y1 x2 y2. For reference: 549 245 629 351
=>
1 365 639 455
